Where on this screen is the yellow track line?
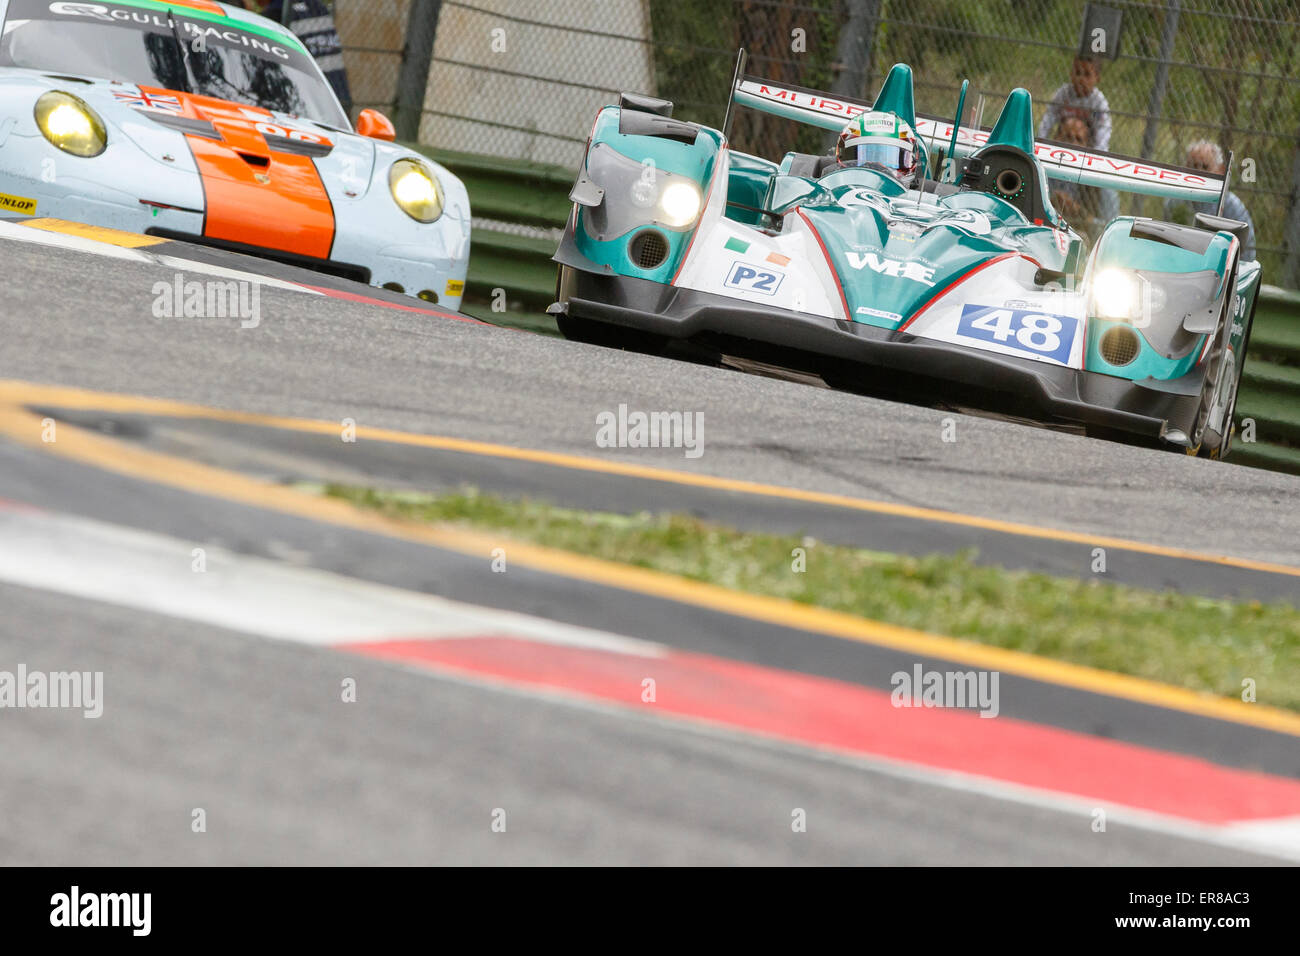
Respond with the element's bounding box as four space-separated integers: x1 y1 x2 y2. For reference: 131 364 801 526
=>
3 378 1300 581
0 393 1297 736
20 218 169 248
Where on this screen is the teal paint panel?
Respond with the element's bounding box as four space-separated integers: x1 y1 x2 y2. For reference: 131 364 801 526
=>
986 89 1036 154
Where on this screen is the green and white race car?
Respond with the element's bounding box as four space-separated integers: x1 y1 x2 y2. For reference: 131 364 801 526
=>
550 54 1259 458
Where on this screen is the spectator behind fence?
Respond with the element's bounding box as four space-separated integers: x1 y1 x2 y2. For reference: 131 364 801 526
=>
1047 116 1116 244
1037 55 1111 152
1163 140 1256 261
261 0 354 116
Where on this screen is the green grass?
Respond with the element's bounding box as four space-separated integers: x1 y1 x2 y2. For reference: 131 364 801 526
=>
320 484 1300 712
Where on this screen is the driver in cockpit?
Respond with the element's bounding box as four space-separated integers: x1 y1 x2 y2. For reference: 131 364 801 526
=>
833 110 920 188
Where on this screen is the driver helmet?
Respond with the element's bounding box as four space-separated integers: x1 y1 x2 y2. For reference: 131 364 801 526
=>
835 110 919 187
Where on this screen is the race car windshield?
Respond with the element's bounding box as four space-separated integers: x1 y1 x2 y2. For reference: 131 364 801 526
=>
854 143 911 173
0 0 348 128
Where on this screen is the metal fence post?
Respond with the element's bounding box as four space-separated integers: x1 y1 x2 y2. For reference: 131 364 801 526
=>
831 0 881 101
394 0 442 142
1285 135 1300 287
1140 0 1180 161
825 0 881 150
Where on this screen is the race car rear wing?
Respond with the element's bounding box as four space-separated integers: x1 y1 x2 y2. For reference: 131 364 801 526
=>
911 115 1224 205
729 68 1225 205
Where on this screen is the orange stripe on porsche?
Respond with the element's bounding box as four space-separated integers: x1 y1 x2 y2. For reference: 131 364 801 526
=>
134 86 336 261
188 135 335 259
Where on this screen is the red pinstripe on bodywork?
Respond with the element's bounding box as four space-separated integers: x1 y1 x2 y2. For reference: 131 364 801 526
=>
898 252 1017 332
669 146 726 287
794 207 850 320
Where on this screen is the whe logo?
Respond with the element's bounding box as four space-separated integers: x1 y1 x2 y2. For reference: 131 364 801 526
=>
846 252 935 283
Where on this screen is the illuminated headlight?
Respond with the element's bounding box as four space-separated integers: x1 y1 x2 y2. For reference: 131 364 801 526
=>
388 159 444 223
1092 268 1168 324
34 91 107 158
1091 268 1141 321
659 181 702 227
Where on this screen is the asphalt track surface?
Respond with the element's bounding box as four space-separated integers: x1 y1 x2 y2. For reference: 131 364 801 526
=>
29 408 1300 602
7 228 1300 567
2 222 1298 865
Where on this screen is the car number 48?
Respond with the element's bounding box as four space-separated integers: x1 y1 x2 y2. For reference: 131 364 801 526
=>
957 305 1077 364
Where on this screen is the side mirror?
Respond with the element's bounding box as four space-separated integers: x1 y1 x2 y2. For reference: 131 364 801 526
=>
356 108 395 141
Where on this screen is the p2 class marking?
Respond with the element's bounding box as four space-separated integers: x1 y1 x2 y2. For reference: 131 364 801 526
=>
724 260 784 295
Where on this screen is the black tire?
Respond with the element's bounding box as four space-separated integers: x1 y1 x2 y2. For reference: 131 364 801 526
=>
1196 385 1233 460
1214 284 1259 460
1192 257 1241 459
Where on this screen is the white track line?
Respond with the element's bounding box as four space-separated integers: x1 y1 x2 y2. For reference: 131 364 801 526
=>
0 502 661 654
0 220 321 295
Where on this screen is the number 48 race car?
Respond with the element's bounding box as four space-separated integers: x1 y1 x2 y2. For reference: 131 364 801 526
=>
0 0 469 307
550 53 1259 458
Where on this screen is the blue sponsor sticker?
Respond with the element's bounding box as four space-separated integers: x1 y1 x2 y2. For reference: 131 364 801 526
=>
725 260 784 296
957 304 1078 365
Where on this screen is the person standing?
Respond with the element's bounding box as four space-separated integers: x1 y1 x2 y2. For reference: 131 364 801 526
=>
1163 141 1256 261
1047 116 1115 243
263 0 353 115
1038 55 1111 152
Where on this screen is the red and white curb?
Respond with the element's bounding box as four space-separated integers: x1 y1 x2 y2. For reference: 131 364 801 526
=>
2 499 1298 860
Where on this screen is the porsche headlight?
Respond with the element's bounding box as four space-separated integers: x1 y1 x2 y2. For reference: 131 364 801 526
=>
388 159 443 223
659 181 701 227
35 91 107 158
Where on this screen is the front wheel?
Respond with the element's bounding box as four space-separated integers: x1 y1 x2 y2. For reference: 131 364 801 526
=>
1191 258 1241 459
1195 349 1238 459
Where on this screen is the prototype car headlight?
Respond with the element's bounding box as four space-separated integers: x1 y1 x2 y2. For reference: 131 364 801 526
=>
659 181 702 227
1091 268 1141 321
1092 268 1169 325
389 159 444 223
34 91 107 158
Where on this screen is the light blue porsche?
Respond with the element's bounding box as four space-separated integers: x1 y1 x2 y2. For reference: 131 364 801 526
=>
0 0 469 306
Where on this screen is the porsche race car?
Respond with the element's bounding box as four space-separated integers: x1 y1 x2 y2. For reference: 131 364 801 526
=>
0 0 469 307
551 54 1259 458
